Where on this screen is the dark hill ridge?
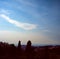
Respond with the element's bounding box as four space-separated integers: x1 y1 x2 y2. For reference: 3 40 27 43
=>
0 41 60 59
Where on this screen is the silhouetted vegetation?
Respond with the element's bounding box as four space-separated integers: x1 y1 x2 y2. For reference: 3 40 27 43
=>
0 40 60 59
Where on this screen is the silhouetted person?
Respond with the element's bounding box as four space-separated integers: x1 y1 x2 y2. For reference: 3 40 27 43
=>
17 40 22 58
25 40 35 59
18 40 21 49
26 40 31 51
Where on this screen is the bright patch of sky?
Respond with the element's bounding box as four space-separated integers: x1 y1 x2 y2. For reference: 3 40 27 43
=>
0 0 60 45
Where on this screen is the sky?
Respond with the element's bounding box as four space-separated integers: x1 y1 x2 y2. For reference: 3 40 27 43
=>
0 0 60 45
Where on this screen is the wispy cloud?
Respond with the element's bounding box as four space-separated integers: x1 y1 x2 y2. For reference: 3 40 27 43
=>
0 14 37 30
0 9 10 15
16 0 37 7
14 0 40 19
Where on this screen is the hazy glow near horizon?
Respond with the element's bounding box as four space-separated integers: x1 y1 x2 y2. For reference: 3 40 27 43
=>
0 0 60 45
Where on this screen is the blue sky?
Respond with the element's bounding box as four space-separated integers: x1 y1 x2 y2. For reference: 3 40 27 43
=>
0 0 60 45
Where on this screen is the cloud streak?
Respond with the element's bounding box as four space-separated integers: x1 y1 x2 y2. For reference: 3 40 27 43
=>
0 14 37 30
17 0 37 7
0 9 10 15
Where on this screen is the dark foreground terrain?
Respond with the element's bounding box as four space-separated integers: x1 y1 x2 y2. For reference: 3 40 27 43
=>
0 41 60 59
